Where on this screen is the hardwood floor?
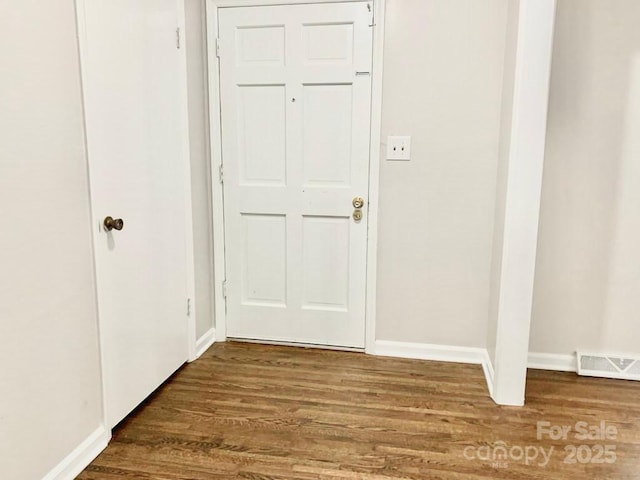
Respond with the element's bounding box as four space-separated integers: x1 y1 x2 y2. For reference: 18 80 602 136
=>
78 342 640 479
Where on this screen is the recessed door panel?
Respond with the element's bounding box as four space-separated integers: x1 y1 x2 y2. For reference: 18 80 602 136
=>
237 85 287 185
303 84 353 187
236 25 285 66
302 216 350 311
241 213 287 307
303 23 354 65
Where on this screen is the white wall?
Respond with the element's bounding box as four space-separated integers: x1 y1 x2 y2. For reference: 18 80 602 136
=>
185 0 215 340
376 0 509 347
0 1 104 478
531 0 640 356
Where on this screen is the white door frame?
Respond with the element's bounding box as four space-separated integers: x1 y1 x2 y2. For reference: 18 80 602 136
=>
75 0 198 425
176 0 199 363
206 0 386 352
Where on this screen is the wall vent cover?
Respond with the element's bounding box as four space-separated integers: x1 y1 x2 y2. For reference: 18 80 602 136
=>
577 351 640 381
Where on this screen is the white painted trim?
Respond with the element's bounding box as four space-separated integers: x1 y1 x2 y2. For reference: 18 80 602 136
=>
528 352 577 372
192 328 217 360
490 0 556 407
482 353 495 397
231 337 363 352
374 340 495 396
374 344 580 376
364 0 385 354
372 342 585 396
206 0 228 342
212 0 368 6
206 0 385 347
199 0 218 350
177 0 200 363
42 426 110 480
373 340 488 365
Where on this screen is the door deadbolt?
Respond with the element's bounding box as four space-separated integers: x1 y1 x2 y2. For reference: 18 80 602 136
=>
104 216 124 232
353 209 363 221
352 196 365 209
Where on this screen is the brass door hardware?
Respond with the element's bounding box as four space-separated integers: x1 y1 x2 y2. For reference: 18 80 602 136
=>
352 196 364 221
352 196 365 209
104 216 124 232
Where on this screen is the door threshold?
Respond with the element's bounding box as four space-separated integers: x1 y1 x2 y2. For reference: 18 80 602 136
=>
228 337 365 353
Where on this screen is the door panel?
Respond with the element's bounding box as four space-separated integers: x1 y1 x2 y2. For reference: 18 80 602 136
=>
303 23 354 65
302 84 353 186
238 85 287 185
302 216 351 311
80 0 188 427
219 2 373 348
242 213 288 307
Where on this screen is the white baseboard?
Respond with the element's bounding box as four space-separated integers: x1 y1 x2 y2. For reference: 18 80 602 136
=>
42 425 110 480
373 340 488 365
528 352 577 372
192 327 216 361
481 352 495 397
372 341 577 399
373 340 495 396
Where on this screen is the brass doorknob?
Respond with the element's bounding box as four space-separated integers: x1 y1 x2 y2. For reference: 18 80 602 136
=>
103 216 124 232
352 196 365 209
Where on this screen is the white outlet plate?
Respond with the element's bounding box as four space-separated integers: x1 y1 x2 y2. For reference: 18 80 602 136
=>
386 136 411 161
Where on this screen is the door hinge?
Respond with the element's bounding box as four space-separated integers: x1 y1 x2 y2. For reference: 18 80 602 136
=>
216 38 221 58
222 280 227 298
176 27 181 49
218 164 224 184
367 3 376 27
186 297 191 316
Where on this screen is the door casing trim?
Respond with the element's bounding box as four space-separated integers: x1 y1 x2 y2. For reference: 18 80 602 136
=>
206 0 385 352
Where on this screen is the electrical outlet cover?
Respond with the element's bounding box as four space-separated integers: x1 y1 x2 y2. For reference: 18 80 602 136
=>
386 136 411 161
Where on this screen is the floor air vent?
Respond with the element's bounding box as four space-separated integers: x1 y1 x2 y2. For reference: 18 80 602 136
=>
577 351 640 381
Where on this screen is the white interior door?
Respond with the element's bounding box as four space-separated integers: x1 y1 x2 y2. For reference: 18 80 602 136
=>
219 2 374 348
79 0 189 427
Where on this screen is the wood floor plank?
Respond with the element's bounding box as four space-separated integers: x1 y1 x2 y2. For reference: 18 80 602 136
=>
78 342 640 479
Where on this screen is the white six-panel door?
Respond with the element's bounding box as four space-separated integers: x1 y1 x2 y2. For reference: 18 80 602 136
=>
219 2 373 348
78 0 189 427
